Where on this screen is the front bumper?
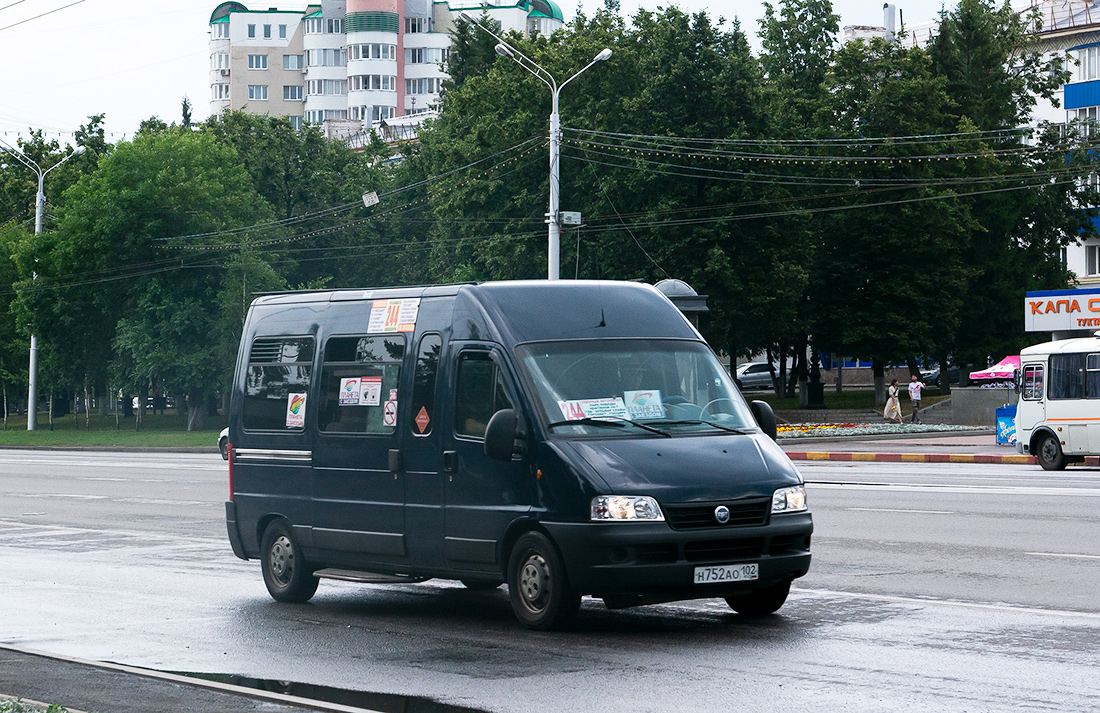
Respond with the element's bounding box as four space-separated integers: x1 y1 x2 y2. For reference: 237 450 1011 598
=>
543 511 812 597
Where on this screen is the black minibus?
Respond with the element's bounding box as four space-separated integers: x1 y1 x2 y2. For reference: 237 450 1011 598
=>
225 280 812 629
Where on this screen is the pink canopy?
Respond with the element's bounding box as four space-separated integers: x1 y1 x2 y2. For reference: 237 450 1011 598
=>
969 355 1020 381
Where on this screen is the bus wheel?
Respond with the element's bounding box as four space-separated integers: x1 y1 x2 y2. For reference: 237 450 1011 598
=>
1037 434 1067 471
261 520 319 603
725 580 791 616
507 532 580 630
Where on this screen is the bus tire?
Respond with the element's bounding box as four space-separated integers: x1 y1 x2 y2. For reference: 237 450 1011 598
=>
261 520 319 603
725 580 791 616
1037 434 1067 471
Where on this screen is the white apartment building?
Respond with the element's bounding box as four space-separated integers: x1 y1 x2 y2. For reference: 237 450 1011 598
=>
209 0 564 129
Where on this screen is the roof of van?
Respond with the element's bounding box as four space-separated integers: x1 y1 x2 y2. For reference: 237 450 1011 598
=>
1021 336 1100 356
248 280 700 343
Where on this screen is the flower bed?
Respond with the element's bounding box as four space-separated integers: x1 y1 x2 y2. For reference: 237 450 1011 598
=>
777 422 986 438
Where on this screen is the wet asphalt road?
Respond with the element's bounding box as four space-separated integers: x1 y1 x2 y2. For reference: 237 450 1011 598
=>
0 450 1098 712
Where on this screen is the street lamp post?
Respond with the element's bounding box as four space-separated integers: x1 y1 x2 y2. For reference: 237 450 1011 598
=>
460 12 610 280
0 140 83 430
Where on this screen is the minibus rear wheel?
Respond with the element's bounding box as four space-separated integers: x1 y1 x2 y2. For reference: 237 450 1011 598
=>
1037 433 1067 471
725 580 791 616
507 532 581 630
261 520 319 603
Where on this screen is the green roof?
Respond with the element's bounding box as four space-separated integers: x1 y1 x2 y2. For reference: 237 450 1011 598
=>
526 0 563 21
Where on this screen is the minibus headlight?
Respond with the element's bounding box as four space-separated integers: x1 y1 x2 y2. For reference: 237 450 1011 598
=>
772 485 807 513
591 495 665 521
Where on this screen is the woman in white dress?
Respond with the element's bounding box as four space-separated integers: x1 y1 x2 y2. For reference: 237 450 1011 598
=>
884 379 903 424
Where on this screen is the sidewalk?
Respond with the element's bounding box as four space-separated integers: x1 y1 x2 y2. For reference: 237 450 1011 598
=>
780 431 1043 465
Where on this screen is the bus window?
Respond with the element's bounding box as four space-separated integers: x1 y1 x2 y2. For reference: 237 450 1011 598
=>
1088 354 1100 398
1049 354 1086 400
1022 365 1043 400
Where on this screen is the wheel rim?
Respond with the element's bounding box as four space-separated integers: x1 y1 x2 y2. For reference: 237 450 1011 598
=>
1041 438 1058 463
518 553 551 614
269 535 294 585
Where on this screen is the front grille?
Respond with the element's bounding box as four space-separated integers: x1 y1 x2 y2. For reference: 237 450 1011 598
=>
684 537 764 563
664 498 770 530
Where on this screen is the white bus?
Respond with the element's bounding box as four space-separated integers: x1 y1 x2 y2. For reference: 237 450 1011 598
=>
1016 335 1100 470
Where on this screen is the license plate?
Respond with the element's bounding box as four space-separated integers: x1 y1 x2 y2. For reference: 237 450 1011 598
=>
694 563 759 584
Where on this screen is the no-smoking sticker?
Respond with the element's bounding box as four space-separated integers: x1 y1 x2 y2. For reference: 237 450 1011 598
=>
382 400 397 427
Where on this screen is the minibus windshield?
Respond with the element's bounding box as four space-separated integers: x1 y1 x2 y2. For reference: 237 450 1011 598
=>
516 339 757 436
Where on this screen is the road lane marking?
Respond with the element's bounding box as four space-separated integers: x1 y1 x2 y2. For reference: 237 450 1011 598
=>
792 587 1100 620
847 507 955 514
1026 552 1100 560
808 481 1100 496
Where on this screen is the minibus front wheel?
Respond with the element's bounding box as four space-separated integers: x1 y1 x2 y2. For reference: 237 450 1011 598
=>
1037 433 1067 471
507 531 581 630
261 520 319 603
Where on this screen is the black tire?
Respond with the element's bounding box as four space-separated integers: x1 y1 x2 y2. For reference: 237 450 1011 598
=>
461 579 502 591
1037 434 1067 471
219 438 229 460
260 520 319 603
725 580 791 616
507 531 581 630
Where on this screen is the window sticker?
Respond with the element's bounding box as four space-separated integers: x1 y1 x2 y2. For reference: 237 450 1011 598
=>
383 400 398 427
415 406 431 433
557 397 629 421
367 298 421 333
624 390 665 419
389 388 398 401
339 377 361 405
286 393 307 428
360 376 382 406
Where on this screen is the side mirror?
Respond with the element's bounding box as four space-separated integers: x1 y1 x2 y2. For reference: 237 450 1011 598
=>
485 408 523 461
750 400 778 441
1013 368 1021 395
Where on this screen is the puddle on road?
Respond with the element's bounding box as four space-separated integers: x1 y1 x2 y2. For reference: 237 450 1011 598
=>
169 671 489 713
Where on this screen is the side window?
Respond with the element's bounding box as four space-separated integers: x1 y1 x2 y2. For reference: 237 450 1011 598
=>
318 335 405 434
1049 354 1086 400
242 337 314 431
1088 354 1100 398
454 353 513 439
1022 365 1044 400
410 334 442 436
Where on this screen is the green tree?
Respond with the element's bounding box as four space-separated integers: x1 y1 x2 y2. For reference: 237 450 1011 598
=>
15 131 275 429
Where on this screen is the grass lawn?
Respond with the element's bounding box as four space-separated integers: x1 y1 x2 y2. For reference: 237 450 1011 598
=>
0 411 223 448
749 388 950 415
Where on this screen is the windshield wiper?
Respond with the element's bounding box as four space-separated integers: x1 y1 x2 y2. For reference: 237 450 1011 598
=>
547 417 671 437
646 419 752 434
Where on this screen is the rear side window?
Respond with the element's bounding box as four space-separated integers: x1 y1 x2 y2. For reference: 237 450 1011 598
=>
454 352 513 439
318 335 405 434
410 334 442 436
242 337 315 431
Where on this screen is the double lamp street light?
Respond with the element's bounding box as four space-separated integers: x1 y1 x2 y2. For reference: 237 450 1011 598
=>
0 139 83 431
460 12 611 280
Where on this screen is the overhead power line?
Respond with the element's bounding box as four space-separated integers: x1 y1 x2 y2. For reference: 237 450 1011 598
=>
0 0 85 32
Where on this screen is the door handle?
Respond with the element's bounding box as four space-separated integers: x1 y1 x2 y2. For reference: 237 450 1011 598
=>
443 450 457 473
388 448 402 474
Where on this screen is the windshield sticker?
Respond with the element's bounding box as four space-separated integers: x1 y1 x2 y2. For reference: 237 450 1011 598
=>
368 298 420 333
360 376 382 406
557 397 629 421
624 390 665 419
339 378 360 405
286 393 307 428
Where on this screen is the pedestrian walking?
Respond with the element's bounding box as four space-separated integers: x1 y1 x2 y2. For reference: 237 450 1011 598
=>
884 379 903 424
908 374 927 423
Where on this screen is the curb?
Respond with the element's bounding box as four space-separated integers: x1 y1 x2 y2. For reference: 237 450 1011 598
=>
785 451 1040 465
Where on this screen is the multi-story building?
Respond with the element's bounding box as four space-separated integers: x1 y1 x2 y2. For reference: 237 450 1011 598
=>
209 0 564 129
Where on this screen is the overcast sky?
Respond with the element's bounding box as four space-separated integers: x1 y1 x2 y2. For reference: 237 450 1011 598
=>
0 0 951 145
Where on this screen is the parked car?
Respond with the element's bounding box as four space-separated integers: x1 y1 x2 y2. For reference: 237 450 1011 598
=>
920 365 960 387
218 427 229 460
736 362 776 390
